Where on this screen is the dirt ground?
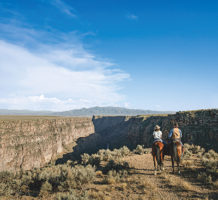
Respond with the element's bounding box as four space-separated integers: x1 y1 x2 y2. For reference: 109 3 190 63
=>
2 153 217 200
85 154 218 200
123 154 217 200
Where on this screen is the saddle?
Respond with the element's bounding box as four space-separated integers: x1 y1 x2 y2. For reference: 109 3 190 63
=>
153 139 163 144
172 138 182 145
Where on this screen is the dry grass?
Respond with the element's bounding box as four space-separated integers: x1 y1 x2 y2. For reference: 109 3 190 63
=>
178 179 195 191
212 180 218 189
140 179 157 191
197 172 212 184
88 190 105 200
96 170 103 178
161 173 195 191
81 146 131 167
181 160 193 167
102 170 128 185
0 144 217 199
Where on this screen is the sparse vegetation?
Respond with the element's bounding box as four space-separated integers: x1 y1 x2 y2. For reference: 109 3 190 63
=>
103 159 129 173
103 170 128 184
81 146 131 167
182 143 218 187
0 163 96 198
55 189 89 200
184 143 205 156
202 150 218 173
197 172 213 184
133 145 150 155
0 144 217 199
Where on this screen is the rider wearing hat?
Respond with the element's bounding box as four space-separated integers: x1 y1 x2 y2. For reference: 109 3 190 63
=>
153 125 163 143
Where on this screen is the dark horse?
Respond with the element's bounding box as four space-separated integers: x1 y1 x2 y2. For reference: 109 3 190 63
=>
169 140 183 174
152 141 164 175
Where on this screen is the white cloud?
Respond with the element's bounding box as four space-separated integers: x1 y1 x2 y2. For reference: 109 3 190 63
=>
51 0 76 18
0 94 128 111
0 40 129 111
126 14 138 20
0 95 74 111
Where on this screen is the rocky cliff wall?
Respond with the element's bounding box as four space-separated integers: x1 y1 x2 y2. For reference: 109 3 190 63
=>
0 116 94 172
92 115 131 132
74 110 218 155
127 109 218 150
0 109 217 172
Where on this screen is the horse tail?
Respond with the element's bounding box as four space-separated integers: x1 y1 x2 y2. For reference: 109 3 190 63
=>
155 145 161 165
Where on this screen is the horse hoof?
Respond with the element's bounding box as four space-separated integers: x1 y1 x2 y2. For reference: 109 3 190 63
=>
154 171 157 175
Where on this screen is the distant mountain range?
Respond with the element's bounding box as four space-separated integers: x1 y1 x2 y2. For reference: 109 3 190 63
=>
0 107 175 116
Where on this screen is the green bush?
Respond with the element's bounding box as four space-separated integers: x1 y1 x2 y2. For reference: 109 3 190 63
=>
71 165 96 187
183 148 192 159
203 149 218 160
0 182 14 196
81 146 131 167
200 149 218 174
0 163 96 197
133 145 145 155
119 146 131 156
184 144 205 155
81 153 91 165
81 153 101 167
103 159 129 173
0 171 20 196
197 172 212 184
103 169 128 184
97 149 113 161
39 181 52 196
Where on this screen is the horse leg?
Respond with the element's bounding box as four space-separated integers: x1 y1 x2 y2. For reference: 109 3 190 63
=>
171 156 174 174
161 163 164 171
161 154 164 171
159 151 162 171
161 151 164 171
177 146 181 174
160 161 164 171
157 162 160 171
177 161 180 174
153 156 157 175
160 162 163 171
177 150 181 174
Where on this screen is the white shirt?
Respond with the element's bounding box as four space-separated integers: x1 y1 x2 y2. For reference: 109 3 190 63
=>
153 130 162 140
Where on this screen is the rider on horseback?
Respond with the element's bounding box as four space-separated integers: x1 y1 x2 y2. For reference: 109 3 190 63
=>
152 125 165 174
168 122 184 153
153 125 163 143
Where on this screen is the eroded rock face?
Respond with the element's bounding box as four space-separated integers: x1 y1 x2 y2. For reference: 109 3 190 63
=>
137 109 218 150
0 117 94 172
83 110 218 153
0 109 217 172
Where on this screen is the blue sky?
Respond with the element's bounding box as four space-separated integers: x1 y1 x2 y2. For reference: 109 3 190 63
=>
0 0 217 111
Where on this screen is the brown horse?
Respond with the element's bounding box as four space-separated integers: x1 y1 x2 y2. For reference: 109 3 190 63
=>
152 141 164 175
170 140 183 174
